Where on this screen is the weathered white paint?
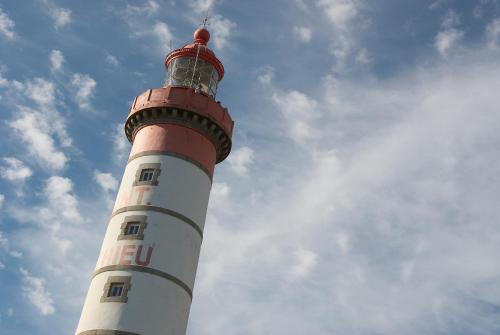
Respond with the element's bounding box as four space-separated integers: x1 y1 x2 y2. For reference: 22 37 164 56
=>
96 210 202 288
76 271 191 335
76 154 211 335
113 155 212 229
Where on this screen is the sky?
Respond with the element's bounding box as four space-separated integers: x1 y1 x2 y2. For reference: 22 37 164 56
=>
0 0 500 334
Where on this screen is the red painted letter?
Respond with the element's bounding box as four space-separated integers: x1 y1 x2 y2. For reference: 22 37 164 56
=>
135 186 151 205
119 245 136 265
135 245 154 266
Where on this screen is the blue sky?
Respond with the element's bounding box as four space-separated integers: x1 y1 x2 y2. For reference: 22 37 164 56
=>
1 0 500 334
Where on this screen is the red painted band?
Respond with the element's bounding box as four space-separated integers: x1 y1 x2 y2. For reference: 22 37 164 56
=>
130 124 216 176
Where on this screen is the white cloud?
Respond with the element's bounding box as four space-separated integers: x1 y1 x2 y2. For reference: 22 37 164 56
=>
355 47 372 64
0 231 8 251
209 14 236 50
186 0 236 50
316 0 363 71
257 66 275 85
434 9 464 57
1 76 72 170
293 26 312 43
19 268 55 315
317 0 358 30
435 28 464 56
212 182 230 197
94 170 118 193
125 1 159 17
7 307 13 317
486 18 500 48
0 6 15 39
152 21 174 47
429 0 447 10
9 176 82 228
6 171 110 327
0 69 8 87
442 9 460 28
9 250 22 258
0 194 4 208
227 146 255 176
19 77 72 148
126 18 174 54
105 52 119 67
272 90 319 144
49 7 71 29
289 248 318 279
9 109 68 171
188 0 216 13
112 123 130 165
49 50 64 72
71 73 96 110
0 157 33 182
44 176 82 223
295 0 310 11
189 52 500 335
25 77 55 107
120 2 175 55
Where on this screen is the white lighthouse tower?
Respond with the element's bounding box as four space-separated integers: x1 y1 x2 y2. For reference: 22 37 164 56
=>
75 27 233 335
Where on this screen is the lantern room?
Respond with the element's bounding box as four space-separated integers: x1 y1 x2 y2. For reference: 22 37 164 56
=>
164 28 225 98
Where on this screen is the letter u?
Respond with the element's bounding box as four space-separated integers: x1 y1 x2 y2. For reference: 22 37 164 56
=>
135 245 153 266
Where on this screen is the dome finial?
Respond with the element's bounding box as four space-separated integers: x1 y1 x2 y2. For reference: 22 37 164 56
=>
194 27 210 45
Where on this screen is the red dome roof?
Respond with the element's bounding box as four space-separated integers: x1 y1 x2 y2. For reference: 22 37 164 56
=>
164 28 224 81
194 27 210 45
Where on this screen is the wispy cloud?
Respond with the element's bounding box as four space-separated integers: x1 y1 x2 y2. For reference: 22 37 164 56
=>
94 170 118 193
435 28 463 56
318 0 359 29
293 26 312 43
49 7 71 29
316 0 364 71
190 51 500 334
119 1 174 54
272 90 319 144
187 0 236 51
289 248 318 279
9 108 68 171
209 14 236 50
49 49 64 72
71 73 96 110
0 157 33 182
152 21 174 48
486 18 500 48
112 123 130 166
0 157 33 196
105 52 119 67
435 9 464 57
0 6 15 39
124 0 159 17
19 268 55 315
227 146 255 176
0 74 73 172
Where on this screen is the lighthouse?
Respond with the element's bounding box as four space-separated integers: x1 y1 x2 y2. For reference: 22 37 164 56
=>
75 27 233 335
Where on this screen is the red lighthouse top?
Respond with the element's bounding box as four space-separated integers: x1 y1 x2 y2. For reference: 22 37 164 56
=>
126 26 234 165
164 28 224 99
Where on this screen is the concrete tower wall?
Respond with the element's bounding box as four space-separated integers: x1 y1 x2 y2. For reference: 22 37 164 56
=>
76 125 214 335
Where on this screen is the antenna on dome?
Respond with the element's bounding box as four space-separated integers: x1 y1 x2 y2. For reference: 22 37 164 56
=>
202 8 210 28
